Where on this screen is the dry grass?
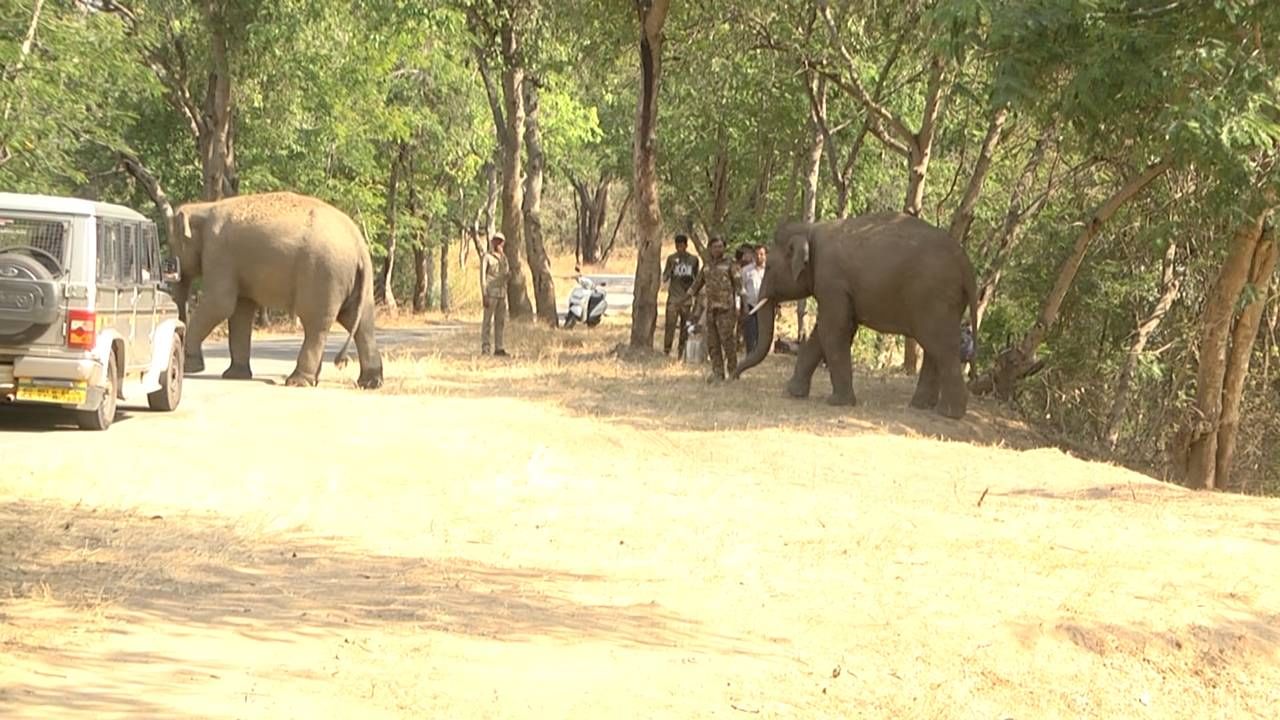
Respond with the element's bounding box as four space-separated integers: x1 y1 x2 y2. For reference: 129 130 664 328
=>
4 303 1280 718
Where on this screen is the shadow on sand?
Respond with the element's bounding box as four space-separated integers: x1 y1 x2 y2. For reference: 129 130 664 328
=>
0 499 753 715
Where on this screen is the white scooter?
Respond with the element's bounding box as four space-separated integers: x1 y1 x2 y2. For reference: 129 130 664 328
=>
563 275 607 328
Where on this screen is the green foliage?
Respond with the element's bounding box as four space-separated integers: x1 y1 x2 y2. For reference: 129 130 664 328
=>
0 2 156 190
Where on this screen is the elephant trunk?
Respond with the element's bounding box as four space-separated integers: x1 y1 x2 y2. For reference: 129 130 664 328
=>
734 298 774 377
172 277 192 325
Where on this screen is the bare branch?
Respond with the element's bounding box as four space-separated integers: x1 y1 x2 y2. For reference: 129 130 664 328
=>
118 149 174 221
815 1 915 144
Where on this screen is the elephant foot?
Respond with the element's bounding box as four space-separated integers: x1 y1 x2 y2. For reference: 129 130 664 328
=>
785 378 811 399
909 384 940 409
285 372 318 388
826 391 857 407
936 393 968 420
357 367 384 390
185 355 205 374
221 364 253 380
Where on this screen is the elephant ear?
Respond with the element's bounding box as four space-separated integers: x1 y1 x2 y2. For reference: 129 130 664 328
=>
789 232 810 286
170 209 193 246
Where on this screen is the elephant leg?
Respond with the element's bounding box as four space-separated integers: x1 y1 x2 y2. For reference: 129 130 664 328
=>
786 333 824 398
816 301 857 406
183 281 238 375
910 350 941 410
336 301 384 390
286 317 330 387
222 297 257 380
917 324 968 419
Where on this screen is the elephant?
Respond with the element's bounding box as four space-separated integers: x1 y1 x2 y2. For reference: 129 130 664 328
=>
169 191 384 389
734 211 978 419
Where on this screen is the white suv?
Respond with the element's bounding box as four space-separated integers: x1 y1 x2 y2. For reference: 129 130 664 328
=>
0 193 185 430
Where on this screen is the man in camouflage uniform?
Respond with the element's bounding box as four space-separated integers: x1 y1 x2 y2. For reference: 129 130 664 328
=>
661 234 700 358
480 232 510 357
687 236 742 381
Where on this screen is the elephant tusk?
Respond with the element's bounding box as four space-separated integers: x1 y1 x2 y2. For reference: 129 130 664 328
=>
748 298 770 316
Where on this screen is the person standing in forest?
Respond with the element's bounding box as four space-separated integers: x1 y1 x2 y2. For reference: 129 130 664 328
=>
478 232 511 357
740 244 767 354
687 236 742 382
661 234 701 358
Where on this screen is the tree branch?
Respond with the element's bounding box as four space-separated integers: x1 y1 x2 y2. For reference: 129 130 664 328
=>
474 46 507 148
118 149 174 222
815 1 915 144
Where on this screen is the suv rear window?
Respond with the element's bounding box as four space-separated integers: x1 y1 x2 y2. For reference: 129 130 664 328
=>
0 215 70 267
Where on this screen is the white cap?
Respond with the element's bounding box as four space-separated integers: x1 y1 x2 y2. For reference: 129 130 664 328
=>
492 232 505 241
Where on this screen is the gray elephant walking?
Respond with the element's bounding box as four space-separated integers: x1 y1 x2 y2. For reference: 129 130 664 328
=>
169 192 384 389
735 212 978 419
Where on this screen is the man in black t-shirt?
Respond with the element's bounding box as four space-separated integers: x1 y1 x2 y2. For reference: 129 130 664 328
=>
662 234 701 357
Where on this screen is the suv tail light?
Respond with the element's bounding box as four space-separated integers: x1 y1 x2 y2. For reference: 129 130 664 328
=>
67 310 96 350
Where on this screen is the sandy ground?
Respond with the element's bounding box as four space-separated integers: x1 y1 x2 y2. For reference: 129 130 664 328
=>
2 318 1279 719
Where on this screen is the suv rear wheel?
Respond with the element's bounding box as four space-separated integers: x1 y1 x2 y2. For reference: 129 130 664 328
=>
77 352 118 431
148 335 183 411
0 251 57 345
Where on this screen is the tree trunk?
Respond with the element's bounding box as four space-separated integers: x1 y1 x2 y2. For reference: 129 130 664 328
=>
801 74 825 223
413 241 434 313
709 132 731 232
119 150 175 226
412 246 427 312
439 236 451 313
482 160 499 237
783 142 802 218
1102 239 1182 450
798 85 823 343
522 77 558 326
748 143 776 222
376 143 405 309
948 105 1010 244
986 159 1171 398
628 0 671 350
573 175 610 265
600 186 633 265
973 125 1057 330
1216 224 1279 491
496 30 534 319
199 2 237 201
1177 212 1277 490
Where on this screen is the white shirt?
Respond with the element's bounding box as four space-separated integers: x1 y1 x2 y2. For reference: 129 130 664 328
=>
741 262 765 307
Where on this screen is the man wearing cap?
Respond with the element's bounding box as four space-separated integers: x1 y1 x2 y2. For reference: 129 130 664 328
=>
661 234 700 358
480 232 510 357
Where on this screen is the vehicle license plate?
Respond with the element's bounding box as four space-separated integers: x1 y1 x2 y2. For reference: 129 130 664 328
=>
16 381 86 405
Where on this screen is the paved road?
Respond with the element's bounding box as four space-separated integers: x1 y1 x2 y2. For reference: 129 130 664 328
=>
556 273 633 319
0 326 458 433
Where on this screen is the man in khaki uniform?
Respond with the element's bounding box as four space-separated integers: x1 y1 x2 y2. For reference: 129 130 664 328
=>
687 236 742 381
480 233 510 357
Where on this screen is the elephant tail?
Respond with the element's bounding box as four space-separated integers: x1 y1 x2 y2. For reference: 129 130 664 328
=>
333 250 372 368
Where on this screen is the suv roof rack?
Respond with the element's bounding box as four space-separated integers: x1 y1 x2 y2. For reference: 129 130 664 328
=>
0 192 149 223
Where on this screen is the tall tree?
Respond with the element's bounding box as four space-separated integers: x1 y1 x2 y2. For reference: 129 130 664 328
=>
522 76 558 325
628 0 671 349
469 1 535 318
1177 205 1279 490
